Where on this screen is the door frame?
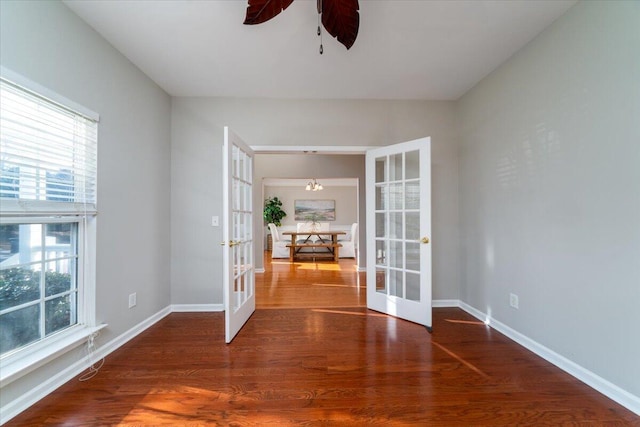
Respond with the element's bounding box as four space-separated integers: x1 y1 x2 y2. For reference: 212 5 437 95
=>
259 177 361 270
252 146 372 273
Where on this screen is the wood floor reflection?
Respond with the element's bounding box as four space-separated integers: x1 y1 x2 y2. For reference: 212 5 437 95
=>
6 252 638 426
257 252 365 309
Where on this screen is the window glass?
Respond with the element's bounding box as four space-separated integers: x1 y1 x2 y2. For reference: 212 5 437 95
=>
0 73 95 359
0 223 78 355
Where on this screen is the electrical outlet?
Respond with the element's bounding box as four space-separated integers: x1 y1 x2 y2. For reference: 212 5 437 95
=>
509 293 519 309
128 292 137 308
211 216 219 227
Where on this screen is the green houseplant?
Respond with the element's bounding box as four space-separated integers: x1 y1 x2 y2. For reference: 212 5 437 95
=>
263 197 287 226
264 197 287 251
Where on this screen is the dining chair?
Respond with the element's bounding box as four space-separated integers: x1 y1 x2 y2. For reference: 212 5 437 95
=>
268 223 290 258
338 223 358 258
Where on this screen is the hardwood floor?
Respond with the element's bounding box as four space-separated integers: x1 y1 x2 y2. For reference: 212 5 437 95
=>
257 254 364 309
7 253 638 426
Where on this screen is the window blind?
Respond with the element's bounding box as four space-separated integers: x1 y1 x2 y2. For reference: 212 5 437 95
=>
0 77 98 214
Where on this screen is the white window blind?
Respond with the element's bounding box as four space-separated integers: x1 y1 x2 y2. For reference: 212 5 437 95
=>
0 76 98 215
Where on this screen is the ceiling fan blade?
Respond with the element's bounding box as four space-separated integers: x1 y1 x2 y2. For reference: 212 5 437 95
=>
321 0 359 50
244 0 295 25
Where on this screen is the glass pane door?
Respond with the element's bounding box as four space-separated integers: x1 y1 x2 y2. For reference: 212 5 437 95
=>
223 127 255 343
366 138 431 328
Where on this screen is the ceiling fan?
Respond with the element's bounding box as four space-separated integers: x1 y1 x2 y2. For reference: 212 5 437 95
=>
243 0 360 54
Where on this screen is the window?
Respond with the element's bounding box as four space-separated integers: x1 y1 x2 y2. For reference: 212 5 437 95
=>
0 68 98 378
0 221 80 354
0 72 97 211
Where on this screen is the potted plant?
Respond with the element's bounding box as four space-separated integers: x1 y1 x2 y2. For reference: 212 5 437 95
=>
264 197 287 226
264 197 287 251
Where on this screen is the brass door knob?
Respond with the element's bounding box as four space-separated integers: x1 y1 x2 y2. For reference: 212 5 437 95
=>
421 237 430 244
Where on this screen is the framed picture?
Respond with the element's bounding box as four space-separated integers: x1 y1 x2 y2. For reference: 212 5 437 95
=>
294 199 336 221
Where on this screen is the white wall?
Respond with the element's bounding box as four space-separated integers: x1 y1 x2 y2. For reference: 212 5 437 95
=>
171 98 459 303
457 0 640 399
0 0 171 411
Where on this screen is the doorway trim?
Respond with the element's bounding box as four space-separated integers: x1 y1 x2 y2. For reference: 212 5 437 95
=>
255 145 368 273
252 145 375 154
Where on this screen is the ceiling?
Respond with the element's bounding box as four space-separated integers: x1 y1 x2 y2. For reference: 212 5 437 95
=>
63 0 575 101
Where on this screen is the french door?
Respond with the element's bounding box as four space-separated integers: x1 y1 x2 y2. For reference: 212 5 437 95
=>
222 127 255 343
365 137 432 330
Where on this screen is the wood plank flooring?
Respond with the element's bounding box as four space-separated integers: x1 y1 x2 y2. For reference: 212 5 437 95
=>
6 253 639 426
257 255 364 309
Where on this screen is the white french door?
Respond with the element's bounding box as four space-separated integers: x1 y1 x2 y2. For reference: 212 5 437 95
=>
365 137 432 330
223 127 255 343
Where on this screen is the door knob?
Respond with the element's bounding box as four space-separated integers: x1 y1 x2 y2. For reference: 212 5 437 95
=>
421 237 430 244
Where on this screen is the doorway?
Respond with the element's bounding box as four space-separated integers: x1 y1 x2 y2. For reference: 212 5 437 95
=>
254 152 366 271
255 151 366 309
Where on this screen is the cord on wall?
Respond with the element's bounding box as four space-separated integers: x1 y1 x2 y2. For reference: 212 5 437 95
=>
78 331 104 382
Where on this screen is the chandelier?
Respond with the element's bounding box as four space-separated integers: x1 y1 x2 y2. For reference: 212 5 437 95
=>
305 178 323 191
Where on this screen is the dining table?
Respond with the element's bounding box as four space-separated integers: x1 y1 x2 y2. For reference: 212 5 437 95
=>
282 230 346 262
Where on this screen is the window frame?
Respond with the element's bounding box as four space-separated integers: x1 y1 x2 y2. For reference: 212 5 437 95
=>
0 68 100 387
1 217 81 352
0 215 99 387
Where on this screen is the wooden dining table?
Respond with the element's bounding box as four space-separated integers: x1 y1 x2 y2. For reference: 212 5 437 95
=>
282 230 346 262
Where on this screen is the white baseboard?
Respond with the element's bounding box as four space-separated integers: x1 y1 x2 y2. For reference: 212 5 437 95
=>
171 304 224 312
1 304 228 424
5 300 638 423
457 301 640 416
94 306 173 360
432 299 460 308
255 268 265 273
0 306 172 425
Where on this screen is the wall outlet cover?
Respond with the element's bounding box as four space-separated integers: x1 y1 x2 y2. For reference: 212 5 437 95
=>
129 292 137 308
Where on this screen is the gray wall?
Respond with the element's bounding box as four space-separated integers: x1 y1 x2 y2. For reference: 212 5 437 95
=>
0 0 171 410
3 0 639 418
457 0 640 397
170 103 225 305
171 98 460 304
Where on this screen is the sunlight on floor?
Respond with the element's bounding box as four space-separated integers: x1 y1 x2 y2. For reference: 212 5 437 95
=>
122 385 228 422
444 319 486 326
124 383 377 425
312 308 388 318
311 283 355 288
432 340 491 379
270 260 295 266
270 261 343 271
296 262 343 271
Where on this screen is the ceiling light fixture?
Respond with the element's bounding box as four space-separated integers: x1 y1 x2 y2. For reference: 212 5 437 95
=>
305 178 323 191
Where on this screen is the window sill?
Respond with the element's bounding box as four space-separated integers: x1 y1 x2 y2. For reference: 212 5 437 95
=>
0 323 107 388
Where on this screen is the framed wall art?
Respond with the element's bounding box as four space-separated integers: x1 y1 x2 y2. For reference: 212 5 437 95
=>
294 199 336 221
